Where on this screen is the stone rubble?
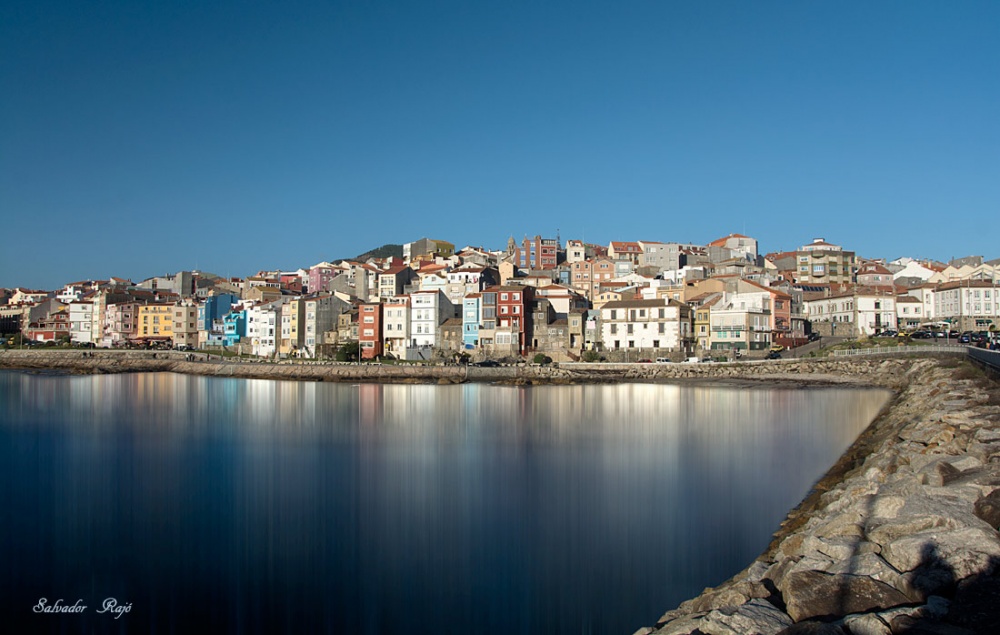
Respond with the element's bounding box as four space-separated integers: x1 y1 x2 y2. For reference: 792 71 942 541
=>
646 358 1000 635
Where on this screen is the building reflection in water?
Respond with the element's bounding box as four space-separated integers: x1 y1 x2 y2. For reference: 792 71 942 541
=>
0 371 888 635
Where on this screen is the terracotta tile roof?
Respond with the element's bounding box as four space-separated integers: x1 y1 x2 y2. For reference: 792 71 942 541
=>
707 233 751 247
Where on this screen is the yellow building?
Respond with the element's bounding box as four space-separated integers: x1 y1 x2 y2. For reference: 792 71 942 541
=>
692 295 722 352
279 298 305 356
137 304 174 339
592 290 623 311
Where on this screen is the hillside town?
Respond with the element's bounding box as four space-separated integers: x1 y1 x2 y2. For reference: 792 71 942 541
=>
2 234 999 362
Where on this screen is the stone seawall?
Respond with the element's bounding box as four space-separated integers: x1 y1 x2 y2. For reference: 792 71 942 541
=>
3 349 997 633
0 349 952 387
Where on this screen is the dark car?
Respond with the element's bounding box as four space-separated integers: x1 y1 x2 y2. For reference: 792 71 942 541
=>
766 351 782 360
911 331 933 339
473 360 500 367
807 332 821 342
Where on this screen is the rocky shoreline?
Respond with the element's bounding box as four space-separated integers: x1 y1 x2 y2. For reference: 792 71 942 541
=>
3 350 998 633
641 357 1000 635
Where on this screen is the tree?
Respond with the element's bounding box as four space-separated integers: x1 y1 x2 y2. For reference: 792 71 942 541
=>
336 342 360 362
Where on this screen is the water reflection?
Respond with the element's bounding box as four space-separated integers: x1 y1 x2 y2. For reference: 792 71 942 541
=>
0 371 888 635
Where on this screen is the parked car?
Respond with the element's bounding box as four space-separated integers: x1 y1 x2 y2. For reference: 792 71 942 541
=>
959 332 972 344
766 351 782 360
879 330 898 338
807 332 821 342
911 331 933 339
473 360 500 367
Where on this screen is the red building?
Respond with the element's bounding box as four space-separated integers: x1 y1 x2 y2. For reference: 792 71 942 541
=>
359 303 384 359
482 285 535 355
26 308 71 342
510 235 559 270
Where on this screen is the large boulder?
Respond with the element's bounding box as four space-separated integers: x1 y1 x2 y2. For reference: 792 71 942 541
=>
880 527 1000 582
777 570 912 622
972 488 1000 529
693 599 793 635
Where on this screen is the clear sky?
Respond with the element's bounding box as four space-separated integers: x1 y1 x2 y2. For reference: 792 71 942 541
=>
2 1 998 289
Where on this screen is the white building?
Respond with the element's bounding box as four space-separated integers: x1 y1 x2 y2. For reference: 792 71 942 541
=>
892 260 937 282
599 298 692 353
248 302 283 358
896 296 925 331
932 281 1000 332
443 265 491 307
708 292 772 352
903 285 937 323
409 290 455 350
929 263 999 285
805 289 897 337
69 302 96 345
565 240 586 264
382 295 411 359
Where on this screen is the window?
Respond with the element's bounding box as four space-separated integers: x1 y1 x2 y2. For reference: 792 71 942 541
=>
501 293 508 301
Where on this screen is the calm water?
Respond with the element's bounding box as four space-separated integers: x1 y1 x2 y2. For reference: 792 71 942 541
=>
0 371 888 635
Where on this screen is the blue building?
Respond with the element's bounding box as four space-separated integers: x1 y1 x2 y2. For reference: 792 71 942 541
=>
222 310 247 347
462 295 481 349
198 293 239 332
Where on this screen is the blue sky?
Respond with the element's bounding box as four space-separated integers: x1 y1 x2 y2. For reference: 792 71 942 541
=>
2 1 998 289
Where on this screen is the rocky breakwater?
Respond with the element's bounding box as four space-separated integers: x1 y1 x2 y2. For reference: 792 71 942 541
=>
639 358 1000 635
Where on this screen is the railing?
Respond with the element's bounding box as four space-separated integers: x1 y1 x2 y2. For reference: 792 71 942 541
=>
832 345 967 357
967 347 1000 373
